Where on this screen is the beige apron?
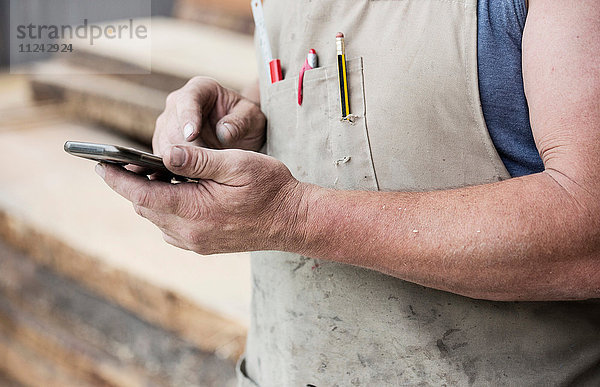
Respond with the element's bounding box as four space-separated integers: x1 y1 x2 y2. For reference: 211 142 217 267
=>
238 0 600 385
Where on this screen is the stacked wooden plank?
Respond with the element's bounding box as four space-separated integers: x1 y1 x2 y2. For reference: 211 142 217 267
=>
174 0 254 34
0 239 237 386
0 102 251 382
0 15 257 382
29 17 257 144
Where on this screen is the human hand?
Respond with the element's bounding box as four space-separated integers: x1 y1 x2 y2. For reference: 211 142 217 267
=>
96 146 310 255
153 77 266 156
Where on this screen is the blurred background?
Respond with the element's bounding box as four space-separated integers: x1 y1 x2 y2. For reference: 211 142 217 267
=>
0 0 257 385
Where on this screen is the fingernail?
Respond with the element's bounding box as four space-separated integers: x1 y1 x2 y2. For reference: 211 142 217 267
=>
218 122 236 144
170 147 186 167
183 122 195 140
95 164 105 178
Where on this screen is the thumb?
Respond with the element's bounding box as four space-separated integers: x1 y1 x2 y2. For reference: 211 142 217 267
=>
215 99 264 146
164 145 245 182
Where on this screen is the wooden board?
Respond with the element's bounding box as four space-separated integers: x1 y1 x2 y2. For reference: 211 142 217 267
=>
0 239 237 386
30 61 167 144
53 17 257 92
28 17 258 143
0 117 251 362
176 0 251 16
174 0 254 34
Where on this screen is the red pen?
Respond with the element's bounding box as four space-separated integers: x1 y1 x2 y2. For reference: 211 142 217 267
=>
270 59 283 83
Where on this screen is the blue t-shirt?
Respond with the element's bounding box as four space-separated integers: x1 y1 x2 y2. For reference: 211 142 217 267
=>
477 0 544 177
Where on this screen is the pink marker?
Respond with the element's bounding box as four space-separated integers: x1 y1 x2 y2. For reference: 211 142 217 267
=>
298 49 318 105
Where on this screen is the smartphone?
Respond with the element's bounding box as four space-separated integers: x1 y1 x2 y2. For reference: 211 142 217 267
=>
64 141 188 180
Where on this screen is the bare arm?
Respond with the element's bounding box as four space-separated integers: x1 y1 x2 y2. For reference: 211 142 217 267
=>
98 0 599 302
286 0 600 301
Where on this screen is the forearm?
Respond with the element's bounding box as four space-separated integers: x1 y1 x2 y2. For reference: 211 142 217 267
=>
287 171 600 301
271 0 600 301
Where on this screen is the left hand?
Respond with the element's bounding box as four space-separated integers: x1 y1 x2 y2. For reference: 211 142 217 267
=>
95 146 308 255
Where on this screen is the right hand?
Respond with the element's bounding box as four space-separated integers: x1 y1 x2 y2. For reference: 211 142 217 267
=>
153 77 266 156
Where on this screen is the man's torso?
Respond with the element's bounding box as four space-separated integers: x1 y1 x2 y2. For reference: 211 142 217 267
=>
239 1 600 385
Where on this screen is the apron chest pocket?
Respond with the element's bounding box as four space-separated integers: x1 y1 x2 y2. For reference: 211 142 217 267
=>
265 57 379 191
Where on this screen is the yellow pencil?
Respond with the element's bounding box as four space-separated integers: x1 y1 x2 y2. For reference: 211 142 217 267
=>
336 32 350 119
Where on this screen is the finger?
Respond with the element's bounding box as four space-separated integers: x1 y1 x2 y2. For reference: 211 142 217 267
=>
96 163 176 212
215 99 265 147
161 232 191 252
133 204 175 230
163 145 247 182
153 112 210 158
175 94 202 142
176 78 219 142
125 164 155 176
